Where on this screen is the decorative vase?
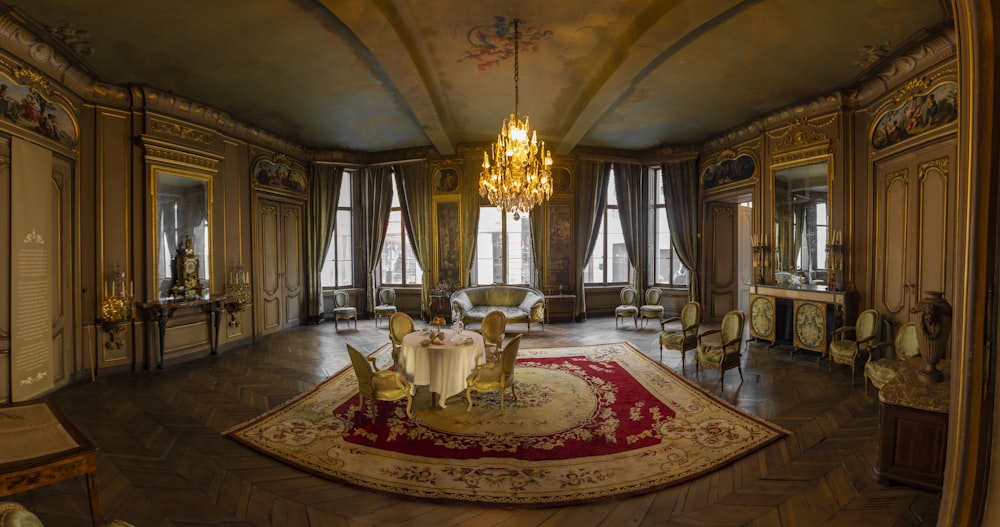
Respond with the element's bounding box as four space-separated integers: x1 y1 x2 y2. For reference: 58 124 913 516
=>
910 291 952 384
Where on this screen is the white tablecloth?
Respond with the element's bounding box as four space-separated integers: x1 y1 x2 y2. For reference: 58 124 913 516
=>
399 329 486 408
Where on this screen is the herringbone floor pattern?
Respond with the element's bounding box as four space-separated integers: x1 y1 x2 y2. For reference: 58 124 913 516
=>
7 316 939 526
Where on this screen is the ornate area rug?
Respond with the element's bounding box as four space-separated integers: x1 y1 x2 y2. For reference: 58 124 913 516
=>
225 342 787 506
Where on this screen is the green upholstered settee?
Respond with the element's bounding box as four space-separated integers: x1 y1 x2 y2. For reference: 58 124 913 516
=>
450 285 545 333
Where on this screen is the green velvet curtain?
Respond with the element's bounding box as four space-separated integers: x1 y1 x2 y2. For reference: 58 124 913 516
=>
363 165 395 314
306 164 343 322
614 162 646 294
573 160 610 317
661 158 701 302
460 173 482 287
396 162 433 317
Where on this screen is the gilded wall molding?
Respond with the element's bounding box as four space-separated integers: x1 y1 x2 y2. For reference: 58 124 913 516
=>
918 157 949 180
855 28 957 106
143 145 220 171
0 154 10 167
150 118 215 146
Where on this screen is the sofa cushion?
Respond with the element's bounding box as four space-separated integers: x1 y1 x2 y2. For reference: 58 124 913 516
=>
466 306 527 320
519 291 543 312
0 503 43 527
452 291 474 312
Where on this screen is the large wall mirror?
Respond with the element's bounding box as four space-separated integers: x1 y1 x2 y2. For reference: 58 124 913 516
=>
152 167 212 300
771 155 832 288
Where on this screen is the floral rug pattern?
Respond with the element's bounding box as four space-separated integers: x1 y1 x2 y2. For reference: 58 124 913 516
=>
225 342 787 505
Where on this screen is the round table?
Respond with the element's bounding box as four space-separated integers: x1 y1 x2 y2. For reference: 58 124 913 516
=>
399 329 486 408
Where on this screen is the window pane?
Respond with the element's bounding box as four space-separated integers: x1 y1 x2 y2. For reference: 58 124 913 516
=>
607 208 628 283
337 176 351 208
606 170 618 206
336 210 352 287
381 210 402 284
673 246 689 286
320 236 337 288
507 211 530 285
583 217 606 284
475 208 503 285
655 207 671 284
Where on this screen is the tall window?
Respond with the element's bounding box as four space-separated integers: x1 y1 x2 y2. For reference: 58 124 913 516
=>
471 207 532 285
653 167 689 286
583 169 630 285
379 173 423 285
321 172 353 288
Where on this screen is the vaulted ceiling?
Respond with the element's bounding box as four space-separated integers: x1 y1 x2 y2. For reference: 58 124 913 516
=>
10 0 950 155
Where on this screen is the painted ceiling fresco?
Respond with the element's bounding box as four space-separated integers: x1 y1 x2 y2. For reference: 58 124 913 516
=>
9 1 949 154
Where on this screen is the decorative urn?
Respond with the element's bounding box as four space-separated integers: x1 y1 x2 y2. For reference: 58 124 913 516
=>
910 290 952 384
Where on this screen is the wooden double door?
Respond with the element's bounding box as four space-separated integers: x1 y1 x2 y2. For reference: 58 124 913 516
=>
872 139 956 328
256 196 303 335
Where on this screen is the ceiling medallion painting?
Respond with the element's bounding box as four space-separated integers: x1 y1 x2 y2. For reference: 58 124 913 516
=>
460 16 552 71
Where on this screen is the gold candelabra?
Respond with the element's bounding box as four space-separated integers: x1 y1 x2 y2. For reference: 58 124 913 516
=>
751 233 771 284
98 264 134 350
225 266 251 327
826 229 844 291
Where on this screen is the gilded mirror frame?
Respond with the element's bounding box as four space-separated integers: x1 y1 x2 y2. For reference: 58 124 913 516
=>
769 153 833 287
150 165 213 300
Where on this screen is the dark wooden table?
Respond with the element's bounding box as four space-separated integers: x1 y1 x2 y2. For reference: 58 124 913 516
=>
137 295 226 369
0 400 99 526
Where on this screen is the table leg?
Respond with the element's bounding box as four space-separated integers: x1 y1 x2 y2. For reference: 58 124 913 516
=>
155 308 169 369
209 301 222 355
85 471 100 527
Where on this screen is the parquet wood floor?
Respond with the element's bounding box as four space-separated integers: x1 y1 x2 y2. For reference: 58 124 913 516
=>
4 317 939 526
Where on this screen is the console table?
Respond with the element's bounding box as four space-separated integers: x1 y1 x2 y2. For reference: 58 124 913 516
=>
875 358 949 491
0 400 99 526
137 295 225 369
747 284 858 353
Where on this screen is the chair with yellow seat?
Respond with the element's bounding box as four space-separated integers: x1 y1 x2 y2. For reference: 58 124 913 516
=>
373 287 397 328
864 322 920 395
614 287 639 329
476 310 507 362
829 308 881 386
332 290 357 331
639 287 664 328
659 300 701 368
465 334 522 412
695 310 746 387
388 312 415 368
346 344 412 422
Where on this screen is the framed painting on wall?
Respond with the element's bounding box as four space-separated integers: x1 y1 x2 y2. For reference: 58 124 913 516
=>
434 167 459 193
702 154 756 190
433 198 462 286
545 202 573 290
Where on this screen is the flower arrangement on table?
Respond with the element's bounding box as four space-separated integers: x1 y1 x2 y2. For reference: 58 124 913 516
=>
431 280 457 297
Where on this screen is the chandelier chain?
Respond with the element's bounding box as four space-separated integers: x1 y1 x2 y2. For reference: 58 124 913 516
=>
479 16 553 221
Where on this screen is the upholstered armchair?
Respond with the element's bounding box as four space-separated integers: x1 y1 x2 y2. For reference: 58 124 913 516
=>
615 287 639 329
332 290 357 331
347 344 412 422
659 301 701 367
864 322 920 395
373 287 397 328
695 310 746 387
388 312 415 368
829 308 880 386
639 288 664 328
476 310 506 362
466 334 522 412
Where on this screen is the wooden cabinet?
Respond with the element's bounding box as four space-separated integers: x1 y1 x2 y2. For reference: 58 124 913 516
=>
875 358 949 491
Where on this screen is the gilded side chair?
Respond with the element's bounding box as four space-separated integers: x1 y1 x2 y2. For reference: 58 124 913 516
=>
466 334 522 412
614 287 639 329
373 287 397 328
477 310 507 362
829 308 880 386
659 301 701 368
346 344 412 422
695 310 746 387
864 322 920 395
388 312 415 368
639 288 664 328
332 290 357 331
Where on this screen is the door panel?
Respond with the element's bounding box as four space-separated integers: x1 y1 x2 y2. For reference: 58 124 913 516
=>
705 202 738 319
258 200 282 334
282 204 302 327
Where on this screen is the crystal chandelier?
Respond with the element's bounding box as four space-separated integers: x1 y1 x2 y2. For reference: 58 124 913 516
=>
480 18 553 221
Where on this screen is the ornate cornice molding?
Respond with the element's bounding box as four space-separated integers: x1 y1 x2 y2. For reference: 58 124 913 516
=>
143 144 220 171
855 28 957 106
150 117 215 146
